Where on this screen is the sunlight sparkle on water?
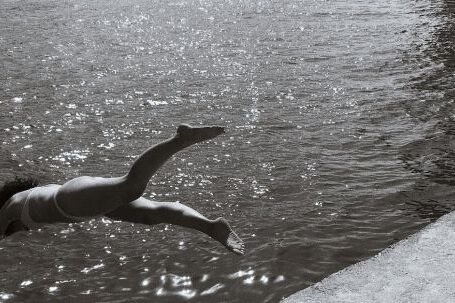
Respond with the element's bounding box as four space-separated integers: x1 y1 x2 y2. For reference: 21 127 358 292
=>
228 268 255 279
154 273 198 299
20 280 33 287
81 263 105 274
144 100 168 106
80 290 91 295
141 278 152 287
52 149 89 164
156 287 197 299
243 276 255 285
200 283 225 295
274 275 285 283
0 293 13 300
200 274 209 282
259 275 269 284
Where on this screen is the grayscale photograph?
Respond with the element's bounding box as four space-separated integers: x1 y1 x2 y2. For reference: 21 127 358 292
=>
1 0 454 302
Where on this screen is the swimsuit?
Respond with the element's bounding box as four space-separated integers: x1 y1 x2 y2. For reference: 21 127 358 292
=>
20 188 43 229
20 185 86 229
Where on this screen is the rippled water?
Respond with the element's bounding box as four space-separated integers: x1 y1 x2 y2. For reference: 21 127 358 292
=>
1 0 455 302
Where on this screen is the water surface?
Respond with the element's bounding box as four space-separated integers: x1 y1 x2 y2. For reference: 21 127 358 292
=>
1 0 454 302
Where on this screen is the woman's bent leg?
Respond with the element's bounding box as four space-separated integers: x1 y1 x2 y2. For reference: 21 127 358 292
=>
55 125 224 217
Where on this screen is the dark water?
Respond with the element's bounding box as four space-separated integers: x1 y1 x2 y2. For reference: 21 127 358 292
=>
1 0 454 302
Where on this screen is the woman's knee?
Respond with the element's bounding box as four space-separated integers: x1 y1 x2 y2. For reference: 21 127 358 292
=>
121 177 146 202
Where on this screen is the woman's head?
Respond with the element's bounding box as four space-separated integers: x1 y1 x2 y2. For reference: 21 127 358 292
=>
0 177 39 210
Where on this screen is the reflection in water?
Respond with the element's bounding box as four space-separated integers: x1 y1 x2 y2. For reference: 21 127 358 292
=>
397 0 455 221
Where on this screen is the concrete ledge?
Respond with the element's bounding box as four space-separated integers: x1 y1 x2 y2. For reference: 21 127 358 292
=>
282 211 455 303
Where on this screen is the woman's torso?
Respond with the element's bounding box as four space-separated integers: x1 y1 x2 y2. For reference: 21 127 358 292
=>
0 184 64 236
23 184 63 227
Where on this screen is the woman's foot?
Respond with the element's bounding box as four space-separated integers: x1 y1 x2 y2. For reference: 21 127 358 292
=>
175 124 225 147
209 218 245 255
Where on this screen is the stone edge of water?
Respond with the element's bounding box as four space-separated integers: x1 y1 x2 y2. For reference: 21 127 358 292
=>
281 211 455 303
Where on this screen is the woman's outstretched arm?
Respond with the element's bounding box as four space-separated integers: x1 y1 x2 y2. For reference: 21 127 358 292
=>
105 197 245 255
